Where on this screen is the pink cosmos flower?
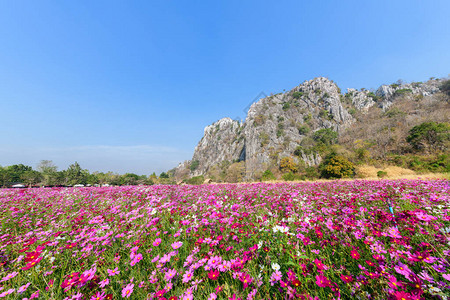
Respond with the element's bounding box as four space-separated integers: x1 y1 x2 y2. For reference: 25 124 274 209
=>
122 283 134 298
17 283 31 294
165 268 177 281
395 262 412 276
315 274 331 287
182 271 194 283
350 250 360 260
155 289 166 297
90 291 106 300
208 269 220 280
153 238 162 246
0 272 18 282
171 241 183 249
207 292 217 300
107 267 120 276
239 273 253 289
99 278 109 288
0 289 15 298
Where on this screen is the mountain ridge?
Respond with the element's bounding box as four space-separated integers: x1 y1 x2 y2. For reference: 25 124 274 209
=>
173 76 449 182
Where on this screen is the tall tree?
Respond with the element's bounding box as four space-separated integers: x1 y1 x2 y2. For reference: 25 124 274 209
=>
37 160 58 186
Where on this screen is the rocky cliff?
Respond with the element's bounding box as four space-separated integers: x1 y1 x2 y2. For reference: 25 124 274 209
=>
174 76 447 181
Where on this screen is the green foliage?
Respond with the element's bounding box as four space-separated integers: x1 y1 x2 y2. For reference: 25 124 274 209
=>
261 169 276 181
65 162 89 185
20 170 42 186
190 160 200 172
279 157 297 173
440 80 450 96
305 166 319 179
6 164 33 183
319 109 333 120
120 173 140 185
259 132 270 147
282 172 303 181
367 92 381 102
298 125 310 135
406 122 450 153
312 128 338 147
276 129 284 138
303 113 312 123
348 108 356 116
292 91 303 99
184 175 204 185
384 107 406 118
282 102 291 110
394 89 412 97
377 171 388 178
320 154 355 179
159 172 169 179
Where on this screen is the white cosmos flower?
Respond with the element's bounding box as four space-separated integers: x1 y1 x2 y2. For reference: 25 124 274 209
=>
271 263 280 271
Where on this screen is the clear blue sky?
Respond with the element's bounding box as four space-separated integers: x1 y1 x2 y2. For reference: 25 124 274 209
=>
1 0 449 175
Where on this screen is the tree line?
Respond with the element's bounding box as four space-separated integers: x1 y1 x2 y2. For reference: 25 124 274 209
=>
0 160 171 187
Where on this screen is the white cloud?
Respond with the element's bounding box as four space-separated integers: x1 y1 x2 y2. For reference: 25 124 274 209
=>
0 145 191 175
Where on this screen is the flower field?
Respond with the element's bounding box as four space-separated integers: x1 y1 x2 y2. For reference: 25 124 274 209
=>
0 180 449 300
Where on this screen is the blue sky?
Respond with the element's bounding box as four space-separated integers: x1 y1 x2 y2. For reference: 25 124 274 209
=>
1 0 449 175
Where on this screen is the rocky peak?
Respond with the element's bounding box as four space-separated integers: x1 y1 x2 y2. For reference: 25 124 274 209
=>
174 76 448 181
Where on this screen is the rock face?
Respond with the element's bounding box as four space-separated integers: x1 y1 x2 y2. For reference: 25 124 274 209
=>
174 77 446 180
190 117 244 176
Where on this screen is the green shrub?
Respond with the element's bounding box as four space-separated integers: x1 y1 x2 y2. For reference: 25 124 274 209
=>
298 125 310 135
407 122 450 153
440 80 450 96
320 154 355 178
261 170 276 181
305 167 319 179
303 114 312 122
276 129 284 138
319 109 333 120
282 102 291 110
312 128 338 147
384 107 406 118
377 171 388 178
292 91 304 99
185 175 204 185
259 132 270 147
282 172 303 181
190 160 200 172
279 157 298 173
394 89 412 97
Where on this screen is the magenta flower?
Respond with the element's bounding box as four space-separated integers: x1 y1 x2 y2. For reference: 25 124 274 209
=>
182 271 194 283
107 267 120 276
99 278 109 288
208 269 220 280
165 268 177 281
1 272 18 282
315 274 331 287
395 262 412 276
90 291 106 300
0 289 15 298
239 273 253 289
122 283 134 298
153 238 162 246
17 283 31 294
171 241 183 249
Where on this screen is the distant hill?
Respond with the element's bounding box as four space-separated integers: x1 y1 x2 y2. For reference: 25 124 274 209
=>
172 76 450 182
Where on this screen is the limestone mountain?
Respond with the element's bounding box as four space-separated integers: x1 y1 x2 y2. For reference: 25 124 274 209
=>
173 76 449 181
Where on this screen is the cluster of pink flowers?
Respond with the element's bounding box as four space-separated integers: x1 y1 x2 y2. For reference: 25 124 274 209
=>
0 179 448 299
